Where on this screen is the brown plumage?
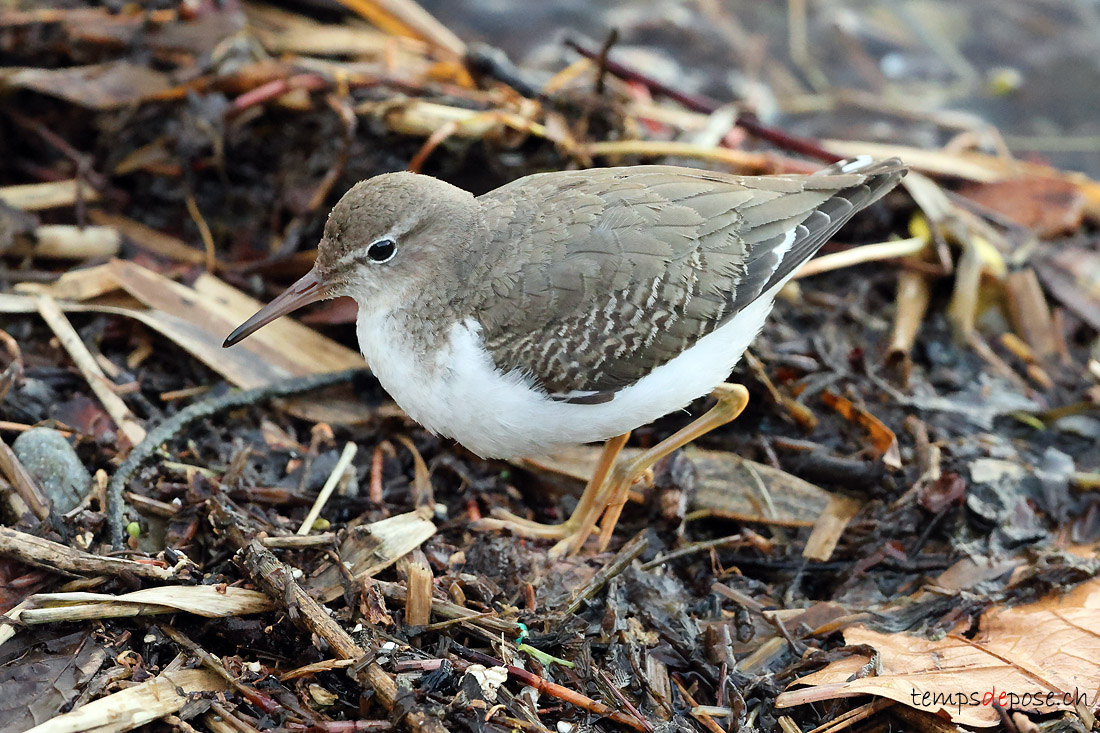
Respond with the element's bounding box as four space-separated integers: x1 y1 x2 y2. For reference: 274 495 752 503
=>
464 159 906 401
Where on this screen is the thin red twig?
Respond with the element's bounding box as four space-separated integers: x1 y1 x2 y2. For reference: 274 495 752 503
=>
564 38 842 163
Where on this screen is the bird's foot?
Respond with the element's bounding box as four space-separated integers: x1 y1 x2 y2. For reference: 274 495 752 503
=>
472 510 600 558
473 509 582 540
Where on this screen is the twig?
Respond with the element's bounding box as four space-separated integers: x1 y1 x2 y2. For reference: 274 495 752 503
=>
804 699 895 733
261 533 338 548
506 666 648 732
183 193 217 273
584 140 773 171
640 534 744 570
671 675 725 733
36 294 147 448
210 497 447 733
0 525 174 581
565 38 719 113
794 236 928 279
336 0 466 57
373 579 522 638
560 531 647 615
369 441 396 504
886 269 931 375
298 442 358 535
107 369 367 548
565 38 841 162
597 669 654 733
0 437 50 520
593 29 619 96
0 179 100 210
161 625 313 722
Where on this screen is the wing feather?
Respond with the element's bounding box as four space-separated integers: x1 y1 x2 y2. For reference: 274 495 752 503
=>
471 160 905 400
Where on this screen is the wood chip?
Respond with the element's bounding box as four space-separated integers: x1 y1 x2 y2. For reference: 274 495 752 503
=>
310 510 437 602
802 495 862 562
405 558 434 627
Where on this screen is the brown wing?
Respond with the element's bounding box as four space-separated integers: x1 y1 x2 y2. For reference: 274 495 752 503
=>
469 159 905 401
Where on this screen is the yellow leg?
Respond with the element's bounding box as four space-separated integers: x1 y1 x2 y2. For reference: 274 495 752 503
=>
474 433 630 541
586 383 750 554
476 383 750 557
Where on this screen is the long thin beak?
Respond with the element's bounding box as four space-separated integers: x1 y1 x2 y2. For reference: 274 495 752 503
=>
223 270 326 347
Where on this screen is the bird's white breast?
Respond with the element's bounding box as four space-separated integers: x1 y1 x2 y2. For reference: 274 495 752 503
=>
355 283 782 460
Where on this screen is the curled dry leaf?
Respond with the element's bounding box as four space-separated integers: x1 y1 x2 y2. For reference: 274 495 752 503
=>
776 576 1100 727
820 390 902 469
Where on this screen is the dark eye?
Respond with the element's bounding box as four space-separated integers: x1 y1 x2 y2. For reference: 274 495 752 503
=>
367 238 396 263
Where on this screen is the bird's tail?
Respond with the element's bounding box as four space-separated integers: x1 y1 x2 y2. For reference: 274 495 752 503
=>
754 157 907 290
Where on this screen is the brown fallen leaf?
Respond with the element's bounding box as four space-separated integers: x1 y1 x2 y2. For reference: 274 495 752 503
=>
957 176 1086 237
9 61 172 110
12 259 365 389
776 576 1100 727
820 389 902 469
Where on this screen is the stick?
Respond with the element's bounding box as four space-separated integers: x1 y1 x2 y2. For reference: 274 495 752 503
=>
0 437 51 520
298 442 357 534
336 0 465 56
36 295 147 447
0 525 174 581
506 666 648 732
560 531 647 615
794 236 928 279
886 269 931 368
565 38 842 162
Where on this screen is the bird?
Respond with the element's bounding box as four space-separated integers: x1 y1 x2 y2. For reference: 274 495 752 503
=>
224 157 907 556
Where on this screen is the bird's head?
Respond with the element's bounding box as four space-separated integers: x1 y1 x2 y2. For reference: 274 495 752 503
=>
224 171 477 348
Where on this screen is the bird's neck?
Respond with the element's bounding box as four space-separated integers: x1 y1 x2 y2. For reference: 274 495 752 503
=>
352 202 492 366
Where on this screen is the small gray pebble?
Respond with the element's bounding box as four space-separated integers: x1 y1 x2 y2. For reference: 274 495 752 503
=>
12 427 91 513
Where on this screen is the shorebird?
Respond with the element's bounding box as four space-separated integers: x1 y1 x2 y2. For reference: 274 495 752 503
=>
225 157 906 556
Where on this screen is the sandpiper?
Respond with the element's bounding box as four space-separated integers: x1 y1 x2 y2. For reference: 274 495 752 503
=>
225 157 906 555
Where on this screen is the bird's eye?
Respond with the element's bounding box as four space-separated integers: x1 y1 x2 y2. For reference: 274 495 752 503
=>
366 238 397 263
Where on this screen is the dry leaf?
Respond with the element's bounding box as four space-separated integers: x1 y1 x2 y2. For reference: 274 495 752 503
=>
25 668 226 733
802 494 861 561
22 586 275 623
9 62 172 110
777 577 1100 726
957 177 1085 237
3 259 365 389
0 630 108 731
310 511 437 602
821 390 902 469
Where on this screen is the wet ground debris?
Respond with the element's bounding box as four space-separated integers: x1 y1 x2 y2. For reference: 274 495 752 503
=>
1 1 1100 732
